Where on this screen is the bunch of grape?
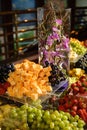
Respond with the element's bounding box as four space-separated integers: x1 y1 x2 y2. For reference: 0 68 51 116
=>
45 61 67 92
0 63 15 83
0 63 15 95
0 104 85 130
75 53 87 73
70 40 87 56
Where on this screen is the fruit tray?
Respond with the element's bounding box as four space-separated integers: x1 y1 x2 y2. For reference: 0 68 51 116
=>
0 96 86 130
0 59 87 129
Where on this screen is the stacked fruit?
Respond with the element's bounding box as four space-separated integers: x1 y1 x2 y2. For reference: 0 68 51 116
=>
74 53 87 73
58 75 87 123
69 38 87 63
0 63 15 95
69 75 87 95
45 61 68 92
58 95 87 123
0 104 85 130
70 38 87 56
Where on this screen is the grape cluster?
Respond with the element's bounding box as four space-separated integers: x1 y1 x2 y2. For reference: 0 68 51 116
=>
0 104 85 130
75 53 87 73
45 61 67 91
70 40 87 55
0 63 15 83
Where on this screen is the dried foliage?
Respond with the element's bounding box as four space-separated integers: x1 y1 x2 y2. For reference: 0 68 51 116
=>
38 1 71 37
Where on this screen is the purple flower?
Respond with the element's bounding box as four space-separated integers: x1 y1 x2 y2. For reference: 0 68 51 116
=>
51 32 60 41
46 35 53 46
39 18 69 69
62 37 69 48
55 19 62 26
50 51 57 57
43 50 58 63
52 27 58 32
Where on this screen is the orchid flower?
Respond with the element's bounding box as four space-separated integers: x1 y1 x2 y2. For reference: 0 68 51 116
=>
40 18 69 67
46 35 53 46
55 19 62 26
62 36 69 49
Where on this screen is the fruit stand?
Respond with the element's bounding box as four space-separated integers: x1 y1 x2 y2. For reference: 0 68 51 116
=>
0 45 87 129
0 1 87 129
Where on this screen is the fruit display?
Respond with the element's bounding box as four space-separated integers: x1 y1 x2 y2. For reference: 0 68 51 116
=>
0 63 15 83
69 68 86 85
46 75 87 124
69 38 87 63
58 95 87 123
69 75 87 95
0 39 87 130
45 61 68 92
0 103 86 130
74 53 87 73
0 60 52 101
70 38 87 56
57 75 87 123
0 63 15 95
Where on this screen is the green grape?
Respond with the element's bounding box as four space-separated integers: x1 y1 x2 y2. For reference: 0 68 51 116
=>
62 115 68 120
63 120 69 126
36 116 42 121
20 103 29 110
77 119 85 128
58 121 65 129
21 123 29 130
73 128 79 130
78 119 85 125
51 113 56 120
36 109 42 117
79 128 84 130
28 113 34 119
56 117 61 122
72 121 78 127
69 115 75 122
31 107 37 113
27 106 33 113
10 108 18 118
74 115 79 121
36 122 41 128
43 110 50 119
63 126 73 130
27 114 34 123
40 122 45 129
0 104 86 130
55 120 59 126
20 112 27 122
50 122 54 129
70 41 87 55
46 119 51 125
54 126 60 130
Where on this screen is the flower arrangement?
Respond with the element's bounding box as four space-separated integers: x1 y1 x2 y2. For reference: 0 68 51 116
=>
38 2 70 92
39 18 69 66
